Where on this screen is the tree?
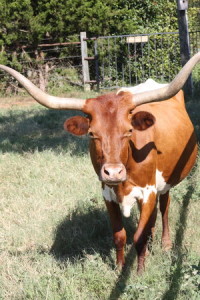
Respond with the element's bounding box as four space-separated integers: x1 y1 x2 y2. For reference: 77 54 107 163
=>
28 0 178 39
0 0 199 93
0 0 179 48
0 0 33 48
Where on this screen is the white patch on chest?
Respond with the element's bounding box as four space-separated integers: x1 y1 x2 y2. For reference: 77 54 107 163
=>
102 170 171 218
117 79 168 95
102 185 118 203
120 185 157 218
156 170 171 195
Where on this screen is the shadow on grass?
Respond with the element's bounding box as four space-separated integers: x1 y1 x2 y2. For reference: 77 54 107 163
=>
0 108 89 154
51 208 114 264
51 205 138 300
108 244 137 300
162 184 195 300
51 206 137 268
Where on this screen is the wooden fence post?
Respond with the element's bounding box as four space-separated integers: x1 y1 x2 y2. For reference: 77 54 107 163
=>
176 0 193 96
80 32 91 91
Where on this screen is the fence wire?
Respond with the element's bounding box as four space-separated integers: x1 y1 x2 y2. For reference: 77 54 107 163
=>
0 31 199 96
0 35 82 96
96 32 180 89
96 31 200 94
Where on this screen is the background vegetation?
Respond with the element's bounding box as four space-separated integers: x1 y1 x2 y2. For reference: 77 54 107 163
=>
0 0 199 48
0 0 199 94
0 0 178 48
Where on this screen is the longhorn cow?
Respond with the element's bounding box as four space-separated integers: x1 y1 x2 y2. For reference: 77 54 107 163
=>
0 52 199 273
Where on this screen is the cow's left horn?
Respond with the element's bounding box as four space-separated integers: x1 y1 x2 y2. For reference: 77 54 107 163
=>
0 65 86 110
132 51 200 106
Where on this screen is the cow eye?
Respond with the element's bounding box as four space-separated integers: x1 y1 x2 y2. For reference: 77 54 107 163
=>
123 129 133 138
88 131 100 139
88 132 94 137
127 128 133 135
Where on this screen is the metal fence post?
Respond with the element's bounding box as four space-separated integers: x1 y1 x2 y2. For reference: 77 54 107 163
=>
176 0 193 96
80 32 91 91
94 39 100 91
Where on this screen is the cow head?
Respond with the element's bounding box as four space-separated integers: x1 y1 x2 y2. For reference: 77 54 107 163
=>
64 92 155 185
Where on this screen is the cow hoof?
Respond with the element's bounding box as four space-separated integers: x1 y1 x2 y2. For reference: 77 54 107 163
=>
137 265 145 275
145 248 150 256
115 262 124 273
162 239 172 251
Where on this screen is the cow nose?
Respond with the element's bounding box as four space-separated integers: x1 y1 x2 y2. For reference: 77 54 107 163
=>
101 163 127 184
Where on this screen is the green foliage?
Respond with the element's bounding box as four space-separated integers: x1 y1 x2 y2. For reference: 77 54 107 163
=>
0 1 199 55
0 0 34 47
188 0 200 31
0 49 8 65
0 0 187 48
0 1 199 94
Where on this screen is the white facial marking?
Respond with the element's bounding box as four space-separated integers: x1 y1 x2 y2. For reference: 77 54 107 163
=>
102 185 118 203
117 79 168 95
120 185 157 218
156 170 171 195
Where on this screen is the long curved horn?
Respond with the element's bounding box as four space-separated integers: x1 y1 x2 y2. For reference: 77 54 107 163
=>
119 51 200 106
0 65 86 110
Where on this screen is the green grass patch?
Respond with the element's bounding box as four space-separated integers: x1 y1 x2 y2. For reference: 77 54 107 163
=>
0 100 200 299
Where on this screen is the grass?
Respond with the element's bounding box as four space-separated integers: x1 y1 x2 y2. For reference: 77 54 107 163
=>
0 96 200 299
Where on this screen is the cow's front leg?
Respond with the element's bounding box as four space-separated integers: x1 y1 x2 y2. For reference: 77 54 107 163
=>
159 191 172 250
105 200 126 268
134 191 157 274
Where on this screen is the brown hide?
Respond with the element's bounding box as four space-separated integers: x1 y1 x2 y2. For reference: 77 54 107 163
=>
131 91 197 186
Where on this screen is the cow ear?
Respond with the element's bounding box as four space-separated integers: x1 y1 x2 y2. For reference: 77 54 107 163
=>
64 116 89 136
131 111 156 131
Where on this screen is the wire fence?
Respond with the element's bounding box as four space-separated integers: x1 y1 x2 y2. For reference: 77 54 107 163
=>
189 31 200 93
0 34 83 96
96 32 181 90
95 30 200 94
0 30 199 96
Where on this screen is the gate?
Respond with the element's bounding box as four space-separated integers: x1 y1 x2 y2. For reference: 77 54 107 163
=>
94 32 181 90
87 30 200 94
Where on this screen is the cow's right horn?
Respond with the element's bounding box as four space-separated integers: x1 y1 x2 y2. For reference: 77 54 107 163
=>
0 65 86 110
